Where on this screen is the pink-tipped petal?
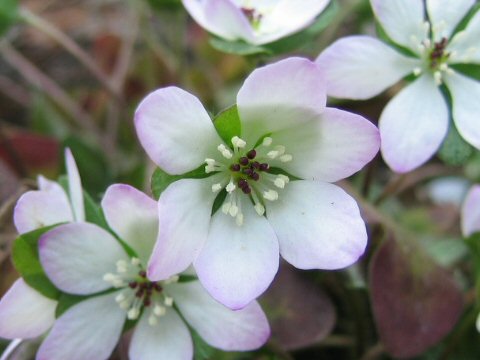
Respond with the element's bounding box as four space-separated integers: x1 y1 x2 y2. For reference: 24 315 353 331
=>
370 0 427 53
194 197 279 310
13 189 73 234
316 36 419 100
237 57 326 143
65 148 85 222
271 107 380 182
129 308 193 360
39 223 129 295
36 293 125 360
167 281 270 350
255 0 330 44
444 72 480 150
147 178 215 281
182 0 254 42
135 88 223 175
0 279 56 339
427 0 474 41
461 185 480 237
379 75 449 173
267 181 367 270
102 184 158 263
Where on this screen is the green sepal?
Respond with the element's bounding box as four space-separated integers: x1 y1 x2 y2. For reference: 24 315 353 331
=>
450 63 480 81
178 274 198 283
192 328 217 360
55 293 86 318
12 225 62 300
209 37 271 56
151 165 210 200
0 0 18 37
213 105 241 146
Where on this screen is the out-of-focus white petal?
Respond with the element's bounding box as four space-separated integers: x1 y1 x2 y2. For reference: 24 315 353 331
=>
36 293 125 360
167 281 270 350
65 148 85 222
0 279 56 339
448 10 480 64
316 35 419 100
444 71 480 150
379 75 449 173
426 0 474 41
39 223 129 295
267 181 367 270
129 307 193 360
461 185 480 237
134 87 223 175
370 0 427 53
102 184 158 263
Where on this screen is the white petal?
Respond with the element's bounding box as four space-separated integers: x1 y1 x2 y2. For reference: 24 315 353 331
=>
0 279 56 339
37 293 125 360
102 184 158 263
39 223 129 295
448 10 480 64
379 75 449 173
13 189 73 234
167 281 270 350
427 0 474 41
129 307 193 360
194 197 279 309
182 0 254 43
147 178 216 281
461 185 480 237
134 87 223 174
267 181 367 270
271 107 380 182
237 57 326 143
65 148 85 222
370 0 427 53
444 71 480 150
316 35 419 100
254 0 330 45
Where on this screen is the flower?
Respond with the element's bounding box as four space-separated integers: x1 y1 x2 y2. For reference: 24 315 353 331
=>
182 0 331 45
0 148 83 341
36 184 270 360
135 57 380 309
316 0 480 173
461 184 480 238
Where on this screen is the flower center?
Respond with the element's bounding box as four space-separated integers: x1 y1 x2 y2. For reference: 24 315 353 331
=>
103 257 178 326
241 7 262 29
205 136 292 226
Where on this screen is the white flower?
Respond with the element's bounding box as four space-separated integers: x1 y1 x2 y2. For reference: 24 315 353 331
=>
182 0 331 45
316 0 480 173
35 184 270 360
135 57 380 309
0 149 83 341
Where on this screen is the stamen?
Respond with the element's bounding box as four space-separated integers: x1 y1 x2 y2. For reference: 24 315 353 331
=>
413 67 422 76
434 71 442 85
131 258 141 266
217 144 233 159
279 154 293 163
254 203 265 216
226 179 236 193
212 183 222 193
262 137 273 146
247 149 256 159
154 304 166 316
236 213 244 226
273 175 289 189
148 314 158 326
263 189 279 201
164 296 174 307
232 136 246 149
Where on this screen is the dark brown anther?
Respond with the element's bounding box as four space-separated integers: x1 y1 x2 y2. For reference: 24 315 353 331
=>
242 185 252 194
259 163 269 171
128 281 138 289
143 298 151 307
230 164 241 172
136 289 144 297
239 157 249 166
250 172 260 181
139 270 147 278
238 178 248 189
243 168 253 176
247 149 256 159
252 161 260 169
154 283 162 292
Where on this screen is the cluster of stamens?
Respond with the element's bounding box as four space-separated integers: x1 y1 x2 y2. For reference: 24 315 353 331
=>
205 136 292 226
103 257 178 326
241 7 262 29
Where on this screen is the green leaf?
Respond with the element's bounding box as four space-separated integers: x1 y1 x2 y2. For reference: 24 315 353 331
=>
438 125 473 165
147 0 182 11
213 105 241 145
151 165 209 200
209 37 271 56
178 274 198 283
12 225 62 300
83 190 109 229
0 0 18 37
